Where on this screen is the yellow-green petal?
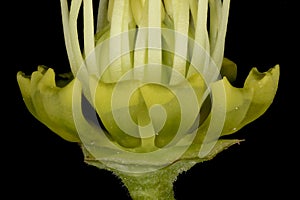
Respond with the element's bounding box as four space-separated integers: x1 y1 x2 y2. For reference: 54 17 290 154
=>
241 65 280 126
17 66 80 142
222 65 280 135
94 72 205 150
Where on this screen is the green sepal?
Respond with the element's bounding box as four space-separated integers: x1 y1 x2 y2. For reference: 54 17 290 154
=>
17 66 80 142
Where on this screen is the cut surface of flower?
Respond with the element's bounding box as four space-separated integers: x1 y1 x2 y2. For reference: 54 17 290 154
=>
16 1 280 199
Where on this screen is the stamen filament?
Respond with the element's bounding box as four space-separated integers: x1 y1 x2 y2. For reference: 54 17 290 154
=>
69 0 84 75
83 0 95 58
209 0 231 68
83 0 97 74
170 0 190 83
60 0 78 75
188 0 210 78
96 0 109 34
146 0 162 82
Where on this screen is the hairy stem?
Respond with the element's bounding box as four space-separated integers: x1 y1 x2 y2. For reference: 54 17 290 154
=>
112 161 197 200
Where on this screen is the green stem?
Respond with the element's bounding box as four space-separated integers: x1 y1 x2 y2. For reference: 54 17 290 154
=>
112 161 196 200
116 171 175 200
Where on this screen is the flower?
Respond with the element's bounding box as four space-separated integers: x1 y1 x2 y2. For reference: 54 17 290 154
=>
16 0 279 199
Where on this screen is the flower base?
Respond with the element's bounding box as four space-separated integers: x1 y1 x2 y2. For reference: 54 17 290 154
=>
81 139 244 199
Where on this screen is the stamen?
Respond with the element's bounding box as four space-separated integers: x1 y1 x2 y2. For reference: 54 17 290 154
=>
170 0 190 83
83 0 97 75
108 0 133 82
187 0 210 78
83 0 95 58
96 0 109 34
69 0 84 75
60 0 78 75
146 0 162 82
209 0 231 68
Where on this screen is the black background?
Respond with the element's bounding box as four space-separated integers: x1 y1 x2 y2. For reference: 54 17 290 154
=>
8 0 296 199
